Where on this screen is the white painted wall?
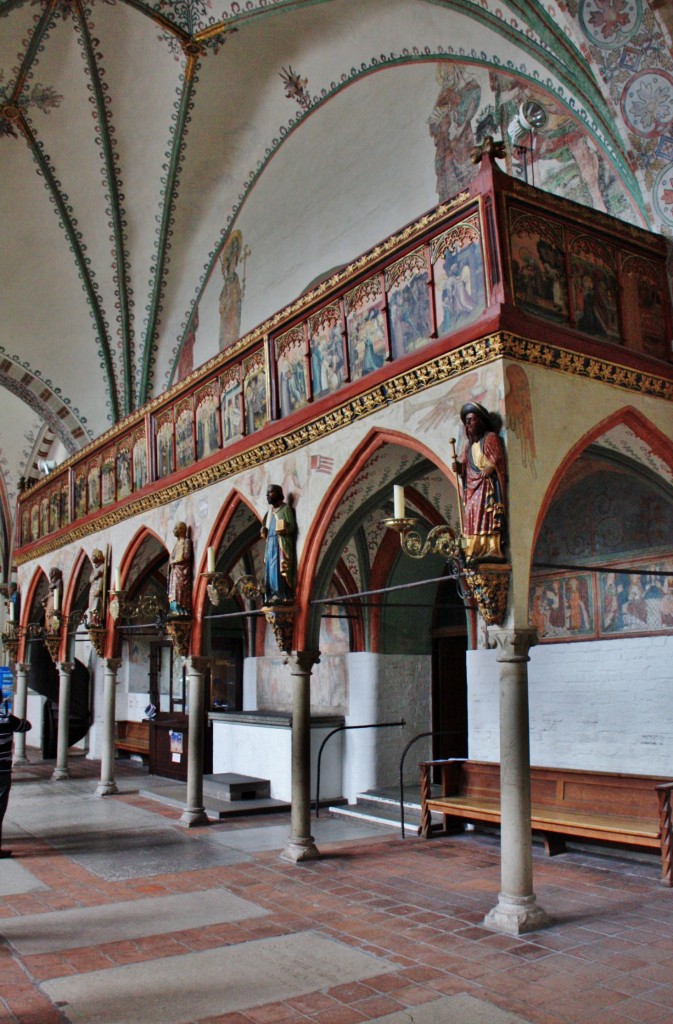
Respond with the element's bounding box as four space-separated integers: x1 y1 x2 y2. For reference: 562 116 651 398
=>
468 636 673 776
343 652 432 803
211 719 343 802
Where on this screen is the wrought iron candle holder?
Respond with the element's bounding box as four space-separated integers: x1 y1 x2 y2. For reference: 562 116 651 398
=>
1 622 21 662
382 513 510 626
201 572 263 607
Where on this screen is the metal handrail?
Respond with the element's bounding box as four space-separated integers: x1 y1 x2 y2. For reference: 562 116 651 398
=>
314 720 405 816
399 730 463 838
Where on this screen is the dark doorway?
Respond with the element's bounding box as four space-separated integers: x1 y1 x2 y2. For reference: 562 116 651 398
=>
431 574 468 762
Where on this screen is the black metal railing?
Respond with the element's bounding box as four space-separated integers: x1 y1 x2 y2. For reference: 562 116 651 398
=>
314 720 405 816
398 730 464 838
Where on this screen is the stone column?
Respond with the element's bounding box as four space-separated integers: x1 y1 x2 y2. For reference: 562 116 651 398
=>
52 661 75 781
96 658 121 797
282 650 320 863
180 657 209 827
484 628 551 934
13 662 29 765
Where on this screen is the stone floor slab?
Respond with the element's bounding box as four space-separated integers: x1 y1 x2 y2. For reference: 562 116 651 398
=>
41 930 396 1024
1 887 268 955
204 816 397 853
0 858 48 896
42 826 251 880
363 994 532 1023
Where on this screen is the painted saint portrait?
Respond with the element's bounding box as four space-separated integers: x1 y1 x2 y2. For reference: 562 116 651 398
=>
220 370 243 443
275 327 309 417
60 482 70 526
49 488 60 532
509 209 568 323
88 461 100 512
570 236 619 342
386 247 433 359
116 446 132 500
175 402 195 470
242 353 268 434
620 254 668 359
75 471 87 519
101 452 115 506
195 386 220 460
155 415 175 479
433 217 486 336
40 497 49 537
132 433 148 490
22 509 30 545
308 303 345 399
345 276 388 382
30 504 39 541
529 574 594 640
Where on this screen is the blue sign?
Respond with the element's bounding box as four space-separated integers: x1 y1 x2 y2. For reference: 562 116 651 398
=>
0 666 13 713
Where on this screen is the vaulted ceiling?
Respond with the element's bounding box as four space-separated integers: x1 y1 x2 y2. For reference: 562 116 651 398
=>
2 0 672 576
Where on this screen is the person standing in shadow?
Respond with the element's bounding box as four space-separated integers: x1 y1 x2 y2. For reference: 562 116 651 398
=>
0 705 31 858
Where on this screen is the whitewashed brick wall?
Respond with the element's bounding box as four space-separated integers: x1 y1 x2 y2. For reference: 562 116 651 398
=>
467 636 673 776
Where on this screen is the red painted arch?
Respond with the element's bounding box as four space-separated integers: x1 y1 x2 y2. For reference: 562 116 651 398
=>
191 489 262 656
530 405 673 570
294 427 456 648
18 566 49 662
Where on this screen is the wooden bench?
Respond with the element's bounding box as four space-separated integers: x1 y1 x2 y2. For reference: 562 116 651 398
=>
419 759 673 887
115 720 150 760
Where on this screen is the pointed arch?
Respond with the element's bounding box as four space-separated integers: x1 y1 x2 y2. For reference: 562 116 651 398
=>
530 406 673 566
191 488 262 655
18 565 49 662
294 427 456 648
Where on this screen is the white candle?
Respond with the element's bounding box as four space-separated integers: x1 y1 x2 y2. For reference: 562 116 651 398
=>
9 600 15 623
114 568 121 592
54 586 60 612
393 485 405 520
207 547 216 573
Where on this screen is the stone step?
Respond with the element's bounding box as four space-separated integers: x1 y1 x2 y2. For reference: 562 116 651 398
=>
139 784 290 819
203 773 271 801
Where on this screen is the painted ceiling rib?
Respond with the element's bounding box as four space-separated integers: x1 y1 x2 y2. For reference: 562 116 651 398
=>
74 0 134 415
138 54 199 404
9 0 59 103
17 115 121 424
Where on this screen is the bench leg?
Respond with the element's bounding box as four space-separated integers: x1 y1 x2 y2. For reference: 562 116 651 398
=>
657 787 673 887
541 833 566 857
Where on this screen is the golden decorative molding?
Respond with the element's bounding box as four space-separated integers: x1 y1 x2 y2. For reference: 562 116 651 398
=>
16 331 673 564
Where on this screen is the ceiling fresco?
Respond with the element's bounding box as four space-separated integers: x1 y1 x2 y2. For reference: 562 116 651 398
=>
1 0 672 576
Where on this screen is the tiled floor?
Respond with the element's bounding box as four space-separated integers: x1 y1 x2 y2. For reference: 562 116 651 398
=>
1 751 672 1024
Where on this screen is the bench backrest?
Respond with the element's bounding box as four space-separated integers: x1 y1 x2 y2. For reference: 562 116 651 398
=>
451 760 664 823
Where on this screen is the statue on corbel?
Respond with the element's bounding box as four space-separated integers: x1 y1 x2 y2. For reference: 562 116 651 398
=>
261 484 297 654
165 521 194 657
451 402 510 625
86 548 109 657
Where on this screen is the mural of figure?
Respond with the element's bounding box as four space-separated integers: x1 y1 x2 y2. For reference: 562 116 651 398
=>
177 307 199 383
261 484 296 604
167 522 193 617
428 65 482 200
565 577 590 631
87 549 106 627
452 402 507 562
219 231 244 351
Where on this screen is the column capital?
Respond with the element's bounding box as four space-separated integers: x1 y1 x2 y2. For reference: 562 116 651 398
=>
286 650 321 675
183 656 210 675
488 627 537 663
14 662 28 674
103 657 122 673
56 661 75 674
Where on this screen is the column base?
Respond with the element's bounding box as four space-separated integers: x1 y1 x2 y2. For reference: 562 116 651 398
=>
51 768 70 781
96 781 119 797
484 894 552 935
180 807 210 827
12 756 29 767
280 836 320 863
